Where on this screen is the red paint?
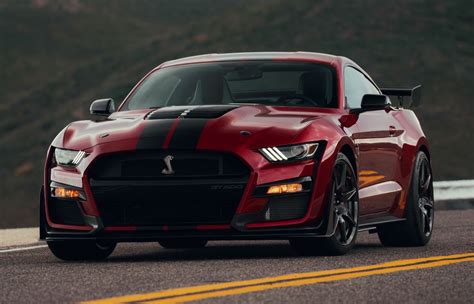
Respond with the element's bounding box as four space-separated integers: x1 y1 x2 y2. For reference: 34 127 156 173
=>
43 52 430 235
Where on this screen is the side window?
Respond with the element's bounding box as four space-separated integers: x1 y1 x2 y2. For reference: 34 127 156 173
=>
344 67 380 108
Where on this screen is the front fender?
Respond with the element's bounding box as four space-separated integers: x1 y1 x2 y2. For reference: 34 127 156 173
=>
291 118 357 226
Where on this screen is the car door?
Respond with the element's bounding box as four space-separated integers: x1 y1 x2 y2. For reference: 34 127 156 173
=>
344 66 402 216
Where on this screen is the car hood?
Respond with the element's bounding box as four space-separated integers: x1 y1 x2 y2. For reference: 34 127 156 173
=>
56 105 336 151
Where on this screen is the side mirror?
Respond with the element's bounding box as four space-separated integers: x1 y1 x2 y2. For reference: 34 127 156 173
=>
360 94 390 110
90 98 115 116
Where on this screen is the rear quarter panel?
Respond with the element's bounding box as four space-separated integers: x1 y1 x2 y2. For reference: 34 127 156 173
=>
391 108 430 217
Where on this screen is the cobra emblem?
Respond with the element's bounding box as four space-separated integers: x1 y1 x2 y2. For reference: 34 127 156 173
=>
161 155 175 175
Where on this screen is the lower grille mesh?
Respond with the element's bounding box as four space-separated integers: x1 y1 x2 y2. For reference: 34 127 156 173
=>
48 198 86 226
92 182 246 226
89 151 249 226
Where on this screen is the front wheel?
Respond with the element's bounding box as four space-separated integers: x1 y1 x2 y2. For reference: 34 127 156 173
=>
290 153 359 256
47 240 116 261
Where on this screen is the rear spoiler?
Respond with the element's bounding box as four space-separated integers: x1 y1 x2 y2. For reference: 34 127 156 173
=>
380 85 421 108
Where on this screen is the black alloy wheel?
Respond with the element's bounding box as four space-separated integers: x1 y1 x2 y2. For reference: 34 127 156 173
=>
378 151 434 246
332 155 359 246
290 153 359 255
417 157 434 237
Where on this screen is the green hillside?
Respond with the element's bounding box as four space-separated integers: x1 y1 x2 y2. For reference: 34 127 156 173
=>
0 0 472 228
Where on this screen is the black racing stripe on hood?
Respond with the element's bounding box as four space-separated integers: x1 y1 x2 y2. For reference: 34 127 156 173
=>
168 119 208 149
136 119 175 150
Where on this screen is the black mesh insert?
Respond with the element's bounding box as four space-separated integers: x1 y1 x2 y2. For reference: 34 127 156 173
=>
91 182 246 226
266 194 310 221
48 198 85 226
88 151 249 226
89 151 247 180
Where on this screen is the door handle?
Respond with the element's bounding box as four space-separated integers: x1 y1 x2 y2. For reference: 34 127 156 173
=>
389 125 396 136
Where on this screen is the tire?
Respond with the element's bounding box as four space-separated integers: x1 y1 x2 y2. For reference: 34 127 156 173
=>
290 153 359 256
39 187 46 240
159 238 208 249
377 151 434 246
47 240 116 261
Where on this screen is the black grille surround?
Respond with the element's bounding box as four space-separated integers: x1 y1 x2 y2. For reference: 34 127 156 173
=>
88 151 249 227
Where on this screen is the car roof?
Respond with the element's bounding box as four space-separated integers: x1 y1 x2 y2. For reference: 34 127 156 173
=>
160 51 348 68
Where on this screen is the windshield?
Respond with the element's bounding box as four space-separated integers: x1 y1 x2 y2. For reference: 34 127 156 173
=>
123 61 338 110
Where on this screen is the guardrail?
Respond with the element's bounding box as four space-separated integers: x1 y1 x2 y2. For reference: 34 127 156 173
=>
434 180 474 201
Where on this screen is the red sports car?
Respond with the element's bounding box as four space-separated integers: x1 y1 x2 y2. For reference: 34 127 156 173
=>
40 52 434 260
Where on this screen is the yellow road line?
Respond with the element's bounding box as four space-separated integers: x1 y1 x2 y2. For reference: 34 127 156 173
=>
83 253 474 304
147 257 474 304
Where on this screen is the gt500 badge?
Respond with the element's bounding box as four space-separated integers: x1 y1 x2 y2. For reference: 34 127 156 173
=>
210 185 244 190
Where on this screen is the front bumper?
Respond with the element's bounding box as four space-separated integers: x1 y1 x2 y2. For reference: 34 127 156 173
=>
42 144 333 241
43 216 330 241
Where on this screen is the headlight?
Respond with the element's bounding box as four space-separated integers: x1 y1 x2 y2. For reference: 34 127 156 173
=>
259 143 319 162
54 148 86 166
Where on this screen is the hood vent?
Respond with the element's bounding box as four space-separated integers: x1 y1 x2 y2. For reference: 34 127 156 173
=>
148 105 239 120
147 108 185 119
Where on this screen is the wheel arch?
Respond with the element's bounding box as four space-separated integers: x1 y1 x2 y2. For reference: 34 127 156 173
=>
414 138 432 178
339 144 357 175
316 137 358 236
419 144 430 160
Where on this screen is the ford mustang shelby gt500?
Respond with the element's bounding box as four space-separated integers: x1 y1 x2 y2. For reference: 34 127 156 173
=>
40 52 434 260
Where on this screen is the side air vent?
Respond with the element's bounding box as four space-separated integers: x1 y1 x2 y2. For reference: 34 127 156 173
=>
148 105 239 120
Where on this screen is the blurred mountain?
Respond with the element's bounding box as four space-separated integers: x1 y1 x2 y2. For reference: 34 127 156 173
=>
0 0 472 228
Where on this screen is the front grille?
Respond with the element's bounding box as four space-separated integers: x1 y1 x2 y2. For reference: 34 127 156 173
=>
48 198 86 226
89 151 247 179
88 151 249 226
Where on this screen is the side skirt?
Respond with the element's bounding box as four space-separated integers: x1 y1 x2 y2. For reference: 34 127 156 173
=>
358 216 406 231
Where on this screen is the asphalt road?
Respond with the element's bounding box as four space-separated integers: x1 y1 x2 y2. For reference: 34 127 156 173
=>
1 210 473 304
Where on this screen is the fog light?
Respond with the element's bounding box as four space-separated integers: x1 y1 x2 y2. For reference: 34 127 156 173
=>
52 187 81 199
267 183 303 194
